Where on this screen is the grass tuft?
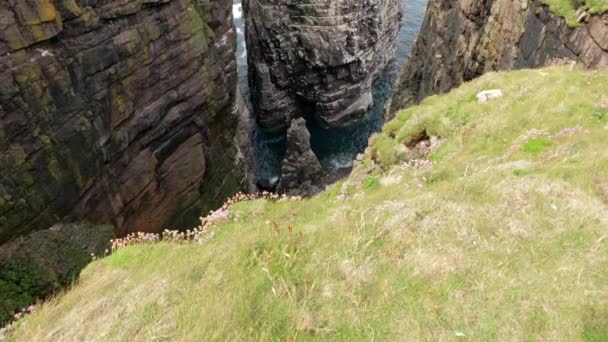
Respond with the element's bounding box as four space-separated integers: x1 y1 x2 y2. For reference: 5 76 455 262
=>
541 0 608 26
523 137 553 154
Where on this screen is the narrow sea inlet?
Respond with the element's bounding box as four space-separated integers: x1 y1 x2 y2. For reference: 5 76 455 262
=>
233 0 429 182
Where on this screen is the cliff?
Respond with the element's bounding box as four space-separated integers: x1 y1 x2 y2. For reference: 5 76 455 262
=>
244 0 402 131
6 66 608 340
0 0 253 243
390 0 608 113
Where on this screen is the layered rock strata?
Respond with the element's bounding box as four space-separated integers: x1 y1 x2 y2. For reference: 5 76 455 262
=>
244 0 403 131
0 0 252 243
390 0 608 113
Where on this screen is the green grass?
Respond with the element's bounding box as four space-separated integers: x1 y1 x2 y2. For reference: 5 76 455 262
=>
523 137 553 154
541 0 608 26
5 66 608 341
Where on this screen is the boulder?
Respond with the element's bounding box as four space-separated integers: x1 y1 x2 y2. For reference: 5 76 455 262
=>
477 90 504 103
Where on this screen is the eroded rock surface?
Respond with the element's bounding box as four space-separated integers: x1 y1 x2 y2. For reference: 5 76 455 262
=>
390 0 608 113
244 0 402 130
278 118 323 196
0 0 253 243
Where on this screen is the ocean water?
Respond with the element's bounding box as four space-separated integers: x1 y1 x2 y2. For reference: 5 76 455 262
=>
233 0 428 181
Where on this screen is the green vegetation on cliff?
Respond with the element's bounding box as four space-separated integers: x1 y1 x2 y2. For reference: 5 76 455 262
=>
6 67 608 340
0 223 112 326
542 0 608 26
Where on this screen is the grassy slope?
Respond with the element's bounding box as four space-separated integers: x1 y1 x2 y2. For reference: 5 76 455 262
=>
542 0 608 26
7 67 608 341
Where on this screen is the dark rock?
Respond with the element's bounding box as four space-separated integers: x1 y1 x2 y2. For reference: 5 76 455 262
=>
0 0 253 243
277 118 323 196
244 0 403 131
389 0 608 116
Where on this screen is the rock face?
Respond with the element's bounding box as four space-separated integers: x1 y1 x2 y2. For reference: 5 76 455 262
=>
0 0 253 244
390 0 608 113
278 118 323 196
244 0 402 131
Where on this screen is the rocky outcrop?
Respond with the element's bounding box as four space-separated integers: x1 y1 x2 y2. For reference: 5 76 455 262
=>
244 0 402 131
278 118 323 196
0 0 253 244
390 0 608 113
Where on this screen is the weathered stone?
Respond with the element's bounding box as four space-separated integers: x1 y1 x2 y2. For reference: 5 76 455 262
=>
390 0 608 115
277 118 323 196
0 0 253 243
244 0 403 130
477 89 503 103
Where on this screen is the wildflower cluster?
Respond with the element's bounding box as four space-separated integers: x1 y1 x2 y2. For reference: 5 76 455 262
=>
407 158 433 169
12 305 35 321
111 192 301 252
549 57 576 66
111 232 161 251
555 125 589 137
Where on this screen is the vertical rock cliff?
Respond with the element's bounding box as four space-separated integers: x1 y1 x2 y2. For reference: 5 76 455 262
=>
244 0 403 131
0 0 253 243
390 0 608 113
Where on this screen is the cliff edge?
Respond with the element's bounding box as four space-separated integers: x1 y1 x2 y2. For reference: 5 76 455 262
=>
390 0 608 113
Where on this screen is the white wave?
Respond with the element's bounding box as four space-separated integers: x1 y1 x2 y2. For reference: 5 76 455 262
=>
232 4 242 19
322 154 354 170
